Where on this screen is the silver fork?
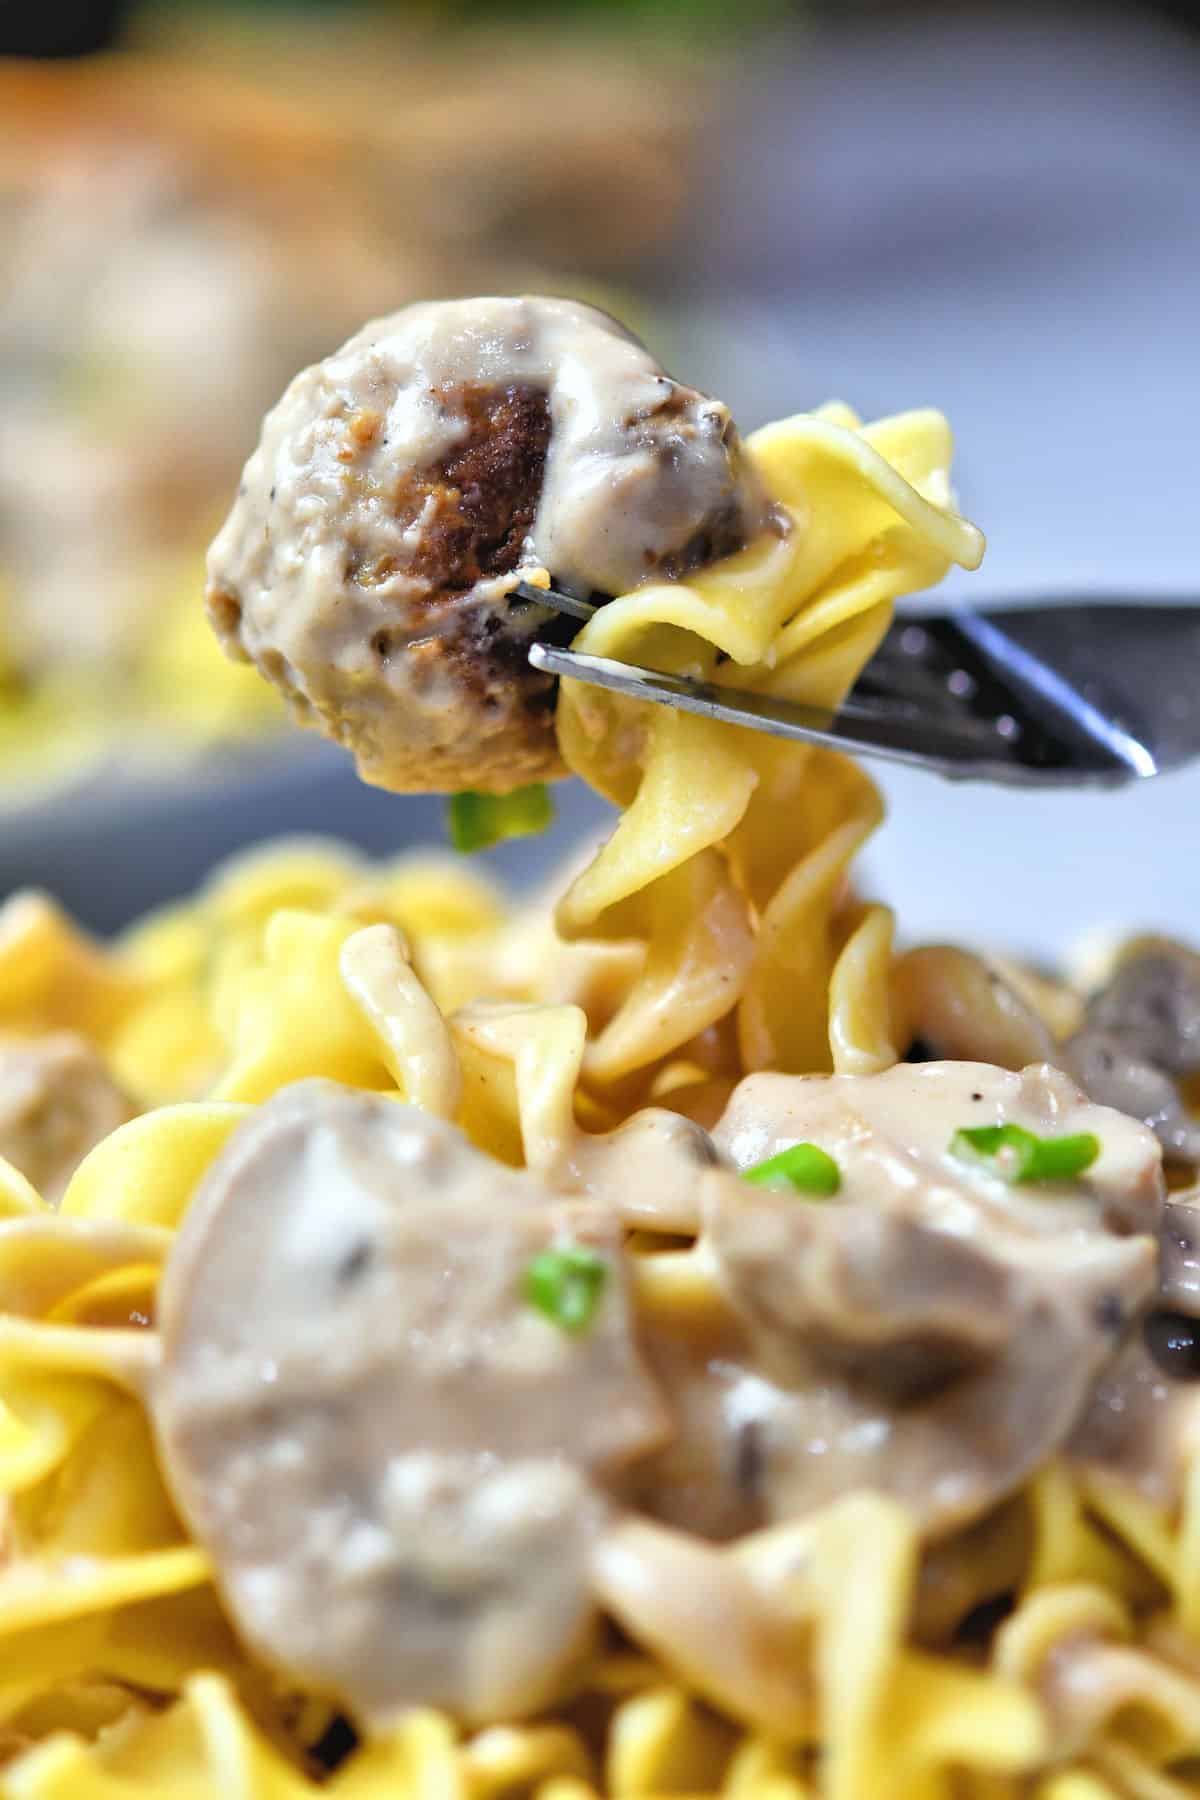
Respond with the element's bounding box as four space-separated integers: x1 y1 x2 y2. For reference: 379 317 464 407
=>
515 583 1200 789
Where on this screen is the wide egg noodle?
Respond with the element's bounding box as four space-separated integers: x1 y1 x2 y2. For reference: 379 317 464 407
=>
59 1107 252 1232
211 911 400 1104
3 415 1200 1795
555 407 983 1089
827 903 898 1077
0 896 140 1049
592 1497 1045 1797
1023 1466 1157 1608
735 755 884 1075
339 924 462 1120
0 1212 216 1750
449 1001 587 1171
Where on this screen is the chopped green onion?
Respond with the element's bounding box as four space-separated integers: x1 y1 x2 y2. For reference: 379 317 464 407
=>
743 1142 841 1197
447 784 555 854
524 1245 609 1334
950 1123 1101 1185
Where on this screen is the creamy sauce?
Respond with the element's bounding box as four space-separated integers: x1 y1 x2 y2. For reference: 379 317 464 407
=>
552 1105 724 1234
1066 940 1200 1165
713 1061 1164 1241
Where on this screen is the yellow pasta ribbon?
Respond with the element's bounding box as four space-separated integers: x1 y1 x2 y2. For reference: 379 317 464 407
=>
555 406 982 1090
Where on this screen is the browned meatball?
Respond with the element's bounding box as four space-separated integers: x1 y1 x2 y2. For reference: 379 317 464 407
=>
206 296 766 794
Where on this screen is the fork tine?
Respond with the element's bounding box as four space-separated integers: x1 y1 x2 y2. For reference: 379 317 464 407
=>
518 581 1171 788
512 579 598 623
526 642 1139 789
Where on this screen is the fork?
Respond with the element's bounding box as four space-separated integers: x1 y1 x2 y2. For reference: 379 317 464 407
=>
515 583 1200 790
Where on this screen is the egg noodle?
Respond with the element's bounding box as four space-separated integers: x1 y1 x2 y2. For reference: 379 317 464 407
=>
0 408 1197 1799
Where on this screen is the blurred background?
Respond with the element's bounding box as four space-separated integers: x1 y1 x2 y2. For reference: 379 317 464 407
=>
1 0 1197 957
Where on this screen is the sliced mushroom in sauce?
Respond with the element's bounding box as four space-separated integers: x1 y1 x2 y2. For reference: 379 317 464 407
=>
635 1062 1164 1539
1071 1182 1200 1503
1069 1029 1200 1166
713 1060 1163 1238
152 1080 671 1730
1065 939 1200 1167
1069 1325 1200 1507
699 1169 1153 1535
1086 939 1200 1077
1160 1189 1200 1318
551 1105 726 1235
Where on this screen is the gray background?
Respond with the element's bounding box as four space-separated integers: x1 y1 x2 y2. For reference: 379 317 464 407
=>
670 8 1200 957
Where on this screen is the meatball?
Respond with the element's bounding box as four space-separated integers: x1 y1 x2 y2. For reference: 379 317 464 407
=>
206 296 766 794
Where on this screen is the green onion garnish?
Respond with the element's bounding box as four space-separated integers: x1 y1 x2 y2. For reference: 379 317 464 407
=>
447 784 555 854
525 1245 609 1334
743 1142 841 1197
950 1123 1101 1185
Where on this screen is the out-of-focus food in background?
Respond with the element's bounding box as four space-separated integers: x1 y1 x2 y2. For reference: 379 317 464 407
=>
0 14 707 802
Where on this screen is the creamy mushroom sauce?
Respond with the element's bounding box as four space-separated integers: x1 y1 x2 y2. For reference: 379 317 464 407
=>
205 296 767 793
551 1104 724 1235
1066 939 1200 1164
1066 1184 1200 1504
151 1058 1167 1731
628 1062 1161 1544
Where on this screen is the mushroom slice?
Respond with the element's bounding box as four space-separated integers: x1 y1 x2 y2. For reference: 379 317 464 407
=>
713 1060 1164 1239
1161 1189 1200 1318
678 1061 1166 1536
1069 1028 1200 1166
152 1079 670 1729
553 1106 725 1235
1085 938 1200 1077
701 1170 1154 1534
708 1197 1011 1395
1070 1323 1200 1508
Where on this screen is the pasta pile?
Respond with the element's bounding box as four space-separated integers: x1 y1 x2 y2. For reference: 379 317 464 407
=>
0 408 1198 1799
